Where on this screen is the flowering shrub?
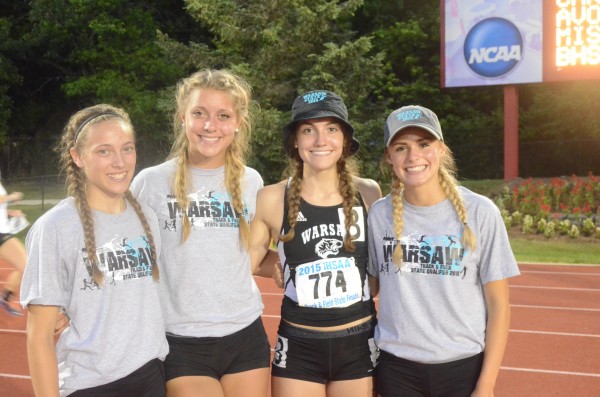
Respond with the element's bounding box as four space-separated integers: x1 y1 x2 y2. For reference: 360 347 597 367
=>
495 174 599 239
511 211 522 226
558 219 571 235
522 215 535 234
568 225 580 239
497 173 600 219
582 218 595 236
544 221 557 238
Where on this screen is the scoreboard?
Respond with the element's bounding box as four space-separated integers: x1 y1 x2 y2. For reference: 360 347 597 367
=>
442 0 600 88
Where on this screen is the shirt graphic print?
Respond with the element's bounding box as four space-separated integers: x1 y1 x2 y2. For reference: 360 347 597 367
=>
379 231 467 279
80 234 155 290
162 188 249 232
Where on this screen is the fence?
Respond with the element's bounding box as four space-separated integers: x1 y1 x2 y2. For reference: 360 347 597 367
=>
0 174 64 212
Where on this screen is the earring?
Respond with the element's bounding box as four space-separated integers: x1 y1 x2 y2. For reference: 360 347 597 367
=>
235 128 239 133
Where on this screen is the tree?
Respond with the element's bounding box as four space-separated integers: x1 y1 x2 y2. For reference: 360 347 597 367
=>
4 0 202 175
159 0 386 183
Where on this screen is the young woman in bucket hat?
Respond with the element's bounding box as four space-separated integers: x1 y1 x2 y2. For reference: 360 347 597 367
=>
367 105 520 397
250 90 382 397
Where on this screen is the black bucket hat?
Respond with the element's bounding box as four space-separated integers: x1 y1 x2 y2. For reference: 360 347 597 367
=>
283 90 360 156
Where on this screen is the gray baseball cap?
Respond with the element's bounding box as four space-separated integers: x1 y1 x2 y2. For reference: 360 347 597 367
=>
384 105 443 147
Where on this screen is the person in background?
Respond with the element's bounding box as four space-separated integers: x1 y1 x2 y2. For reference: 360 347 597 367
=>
368 105 520 397
0 181 27 316
250 90 382 397
21 104 168 397
131 69 271 397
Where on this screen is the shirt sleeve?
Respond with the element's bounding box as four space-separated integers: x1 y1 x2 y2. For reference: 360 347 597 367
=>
477 201 520 284
21 217 71 308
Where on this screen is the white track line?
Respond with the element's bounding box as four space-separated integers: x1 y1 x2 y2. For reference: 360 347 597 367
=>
520 270 600 276
501 366 600 378
0 373 30 379
0 329 25 334
510 329 600 338
511 304 600 312
519 262 600 268
510 285 600 292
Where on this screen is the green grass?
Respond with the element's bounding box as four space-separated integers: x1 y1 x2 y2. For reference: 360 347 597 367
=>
508 235 600 265
4 179 66 200
460 179 507 197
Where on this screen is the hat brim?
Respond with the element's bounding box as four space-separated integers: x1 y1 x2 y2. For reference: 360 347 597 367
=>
385 124 443 147
283 112 360 156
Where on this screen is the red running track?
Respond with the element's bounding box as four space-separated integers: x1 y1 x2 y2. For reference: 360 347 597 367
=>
2 263 599 396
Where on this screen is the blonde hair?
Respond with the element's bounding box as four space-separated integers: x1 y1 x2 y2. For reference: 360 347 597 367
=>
56 104 159 285
388 143 477 267
168 69 253 247
280 127 359 251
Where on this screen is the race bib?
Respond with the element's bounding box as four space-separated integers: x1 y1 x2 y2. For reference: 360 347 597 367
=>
295 257 362 308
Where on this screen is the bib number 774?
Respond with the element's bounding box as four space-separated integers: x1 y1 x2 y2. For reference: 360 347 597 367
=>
295 257 362 308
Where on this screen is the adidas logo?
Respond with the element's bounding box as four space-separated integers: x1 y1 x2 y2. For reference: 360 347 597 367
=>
296 212 307 222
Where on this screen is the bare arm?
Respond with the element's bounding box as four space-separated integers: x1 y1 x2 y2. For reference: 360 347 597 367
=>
471 279 511 397
354 177 382 209
368 275 379 297
27 304 61 397
250 182 285 277
0 191 23 204
253 248 279 278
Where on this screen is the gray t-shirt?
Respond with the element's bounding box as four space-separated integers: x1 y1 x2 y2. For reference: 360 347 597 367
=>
368 187 520 364
20 198 168 396
130 158 264 337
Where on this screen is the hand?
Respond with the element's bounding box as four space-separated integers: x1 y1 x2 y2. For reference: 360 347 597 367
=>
54 310 70 337
272 261 284 289
8 209 24 217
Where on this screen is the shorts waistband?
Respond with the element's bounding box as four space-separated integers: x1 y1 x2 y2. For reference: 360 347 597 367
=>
281 318 375 339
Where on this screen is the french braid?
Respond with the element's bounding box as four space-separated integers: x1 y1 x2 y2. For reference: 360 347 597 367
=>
438 145 477 252
390 174 405 267
71 161 103 284
279 158 303 243
337 157 359 251
124 191 160 281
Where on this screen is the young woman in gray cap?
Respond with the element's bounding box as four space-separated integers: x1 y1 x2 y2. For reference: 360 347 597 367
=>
367 105 520 397
250 90 382 397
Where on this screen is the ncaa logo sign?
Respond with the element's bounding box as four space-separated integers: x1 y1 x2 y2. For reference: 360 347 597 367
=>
463 17 523 78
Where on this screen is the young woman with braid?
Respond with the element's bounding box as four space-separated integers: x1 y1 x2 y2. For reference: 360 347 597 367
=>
367 105 520 397
130 69 270 397
249 90 382 397
21 104 168 397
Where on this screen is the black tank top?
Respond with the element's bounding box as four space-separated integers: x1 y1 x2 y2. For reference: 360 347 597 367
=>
278 190 375 327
